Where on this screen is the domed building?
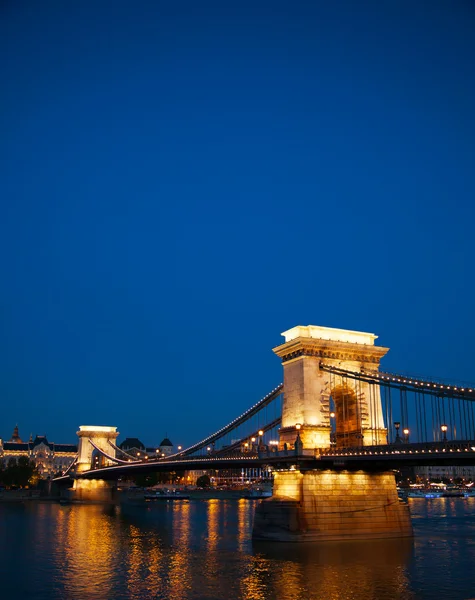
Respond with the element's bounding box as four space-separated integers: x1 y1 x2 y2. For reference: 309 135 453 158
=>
158 437 174 457
117 438 146 459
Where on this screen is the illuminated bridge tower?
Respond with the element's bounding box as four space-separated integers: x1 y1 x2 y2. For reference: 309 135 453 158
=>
64 426 120 504
253 325 412 543
274 325 389 451
76 426 119 473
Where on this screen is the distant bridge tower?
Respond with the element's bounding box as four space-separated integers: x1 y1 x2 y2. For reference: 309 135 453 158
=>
273 325 389 451
76 426 119 473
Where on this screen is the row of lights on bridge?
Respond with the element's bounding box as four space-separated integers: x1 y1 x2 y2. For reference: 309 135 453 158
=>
359 368 474 393
131 446 184 461
206 429 274 453
183 385 283 456
326 365 474 393
394 422 448 442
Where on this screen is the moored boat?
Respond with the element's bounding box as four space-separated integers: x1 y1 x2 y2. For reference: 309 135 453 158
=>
144 489 190 500
442 486 465 498
407 489 443 498
244 488 272 499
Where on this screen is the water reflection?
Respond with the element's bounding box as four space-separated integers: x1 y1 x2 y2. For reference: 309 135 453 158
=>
168 502 192 600
252 538 415 600
57 504 117 599
1 498 475 599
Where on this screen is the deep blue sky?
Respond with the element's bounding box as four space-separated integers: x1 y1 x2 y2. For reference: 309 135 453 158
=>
1 1 474 447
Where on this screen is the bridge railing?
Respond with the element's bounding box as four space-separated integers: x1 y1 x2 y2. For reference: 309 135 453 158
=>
319 440 475 457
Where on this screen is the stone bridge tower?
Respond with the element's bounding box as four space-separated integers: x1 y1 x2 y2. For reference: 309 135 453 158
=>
273 325 389 451
76 426 119 473
252 324 413 543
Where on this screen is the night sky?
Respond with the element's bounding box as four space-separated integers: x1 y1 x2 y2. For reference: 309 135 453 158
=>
1 1 474 448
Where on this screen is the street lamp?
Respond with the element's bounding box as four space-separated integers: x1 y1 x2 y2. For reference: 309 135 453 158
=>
403 428 410 443
394 422 401 443
441 424 448 442
294 424 303 453
329 412 336 445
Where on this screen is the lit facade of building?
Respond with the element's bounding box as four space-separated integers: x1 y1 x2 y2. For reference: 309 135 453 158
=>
414 465 475 482
117 436 176 459
0 426 77 478
158 437 174 457
118 437 146 459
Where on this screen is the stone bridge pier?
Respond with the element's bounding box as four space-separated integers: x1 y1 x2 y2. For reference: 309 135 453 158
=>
253 325 412 542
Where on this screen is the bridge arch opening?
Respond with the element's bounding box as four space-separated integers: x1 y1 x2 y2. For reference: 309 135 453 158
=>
330 383 363 448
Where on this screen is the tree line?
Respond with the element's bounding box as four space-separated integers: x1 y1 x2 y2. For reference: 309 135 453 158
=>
0 457 39 488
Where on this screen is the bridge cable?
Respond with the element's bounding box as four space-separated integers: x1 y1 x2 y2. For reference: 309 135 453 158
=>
88 439 133 465
62 455 78 476
108 441 141 462
166 384 283 458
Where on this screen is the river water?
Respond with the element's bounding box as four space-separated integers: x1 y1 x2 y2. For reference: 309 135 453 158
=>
1 497 475 599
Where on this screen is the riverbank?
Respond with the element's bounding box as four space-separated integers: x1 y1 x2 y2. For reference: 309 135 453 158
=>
0 490 59 502
0 485 273 503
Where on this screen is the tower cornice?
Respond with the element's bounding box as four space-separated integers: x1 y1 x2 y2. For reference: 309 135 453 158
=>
273 337 389 365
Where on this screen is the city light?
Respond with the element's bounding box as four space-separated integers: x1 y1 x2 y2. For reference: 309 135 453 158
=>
441 424 448 441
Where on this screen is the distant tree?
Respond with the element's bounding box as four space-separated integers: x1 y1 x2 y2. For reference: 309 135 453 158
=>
134 472 159 488
196 474 211 488
0 456 37 488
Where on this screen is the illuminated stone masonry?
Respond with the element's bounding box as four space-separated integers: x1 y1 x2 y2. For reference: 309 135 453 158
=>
273 325 389 450
0 426 77 478
253 325 413 542
76 426 119 473
253 469 413 542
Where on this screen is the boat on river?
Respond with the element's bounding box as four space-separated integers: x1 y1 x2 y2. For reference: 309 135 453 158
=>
407 489 443 498
442 486 465 497
244 488 272 499
144 489 190 501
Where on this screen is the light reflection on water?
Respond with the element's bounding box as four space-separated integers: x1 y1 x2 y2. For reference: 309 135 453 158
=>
1 498 475 599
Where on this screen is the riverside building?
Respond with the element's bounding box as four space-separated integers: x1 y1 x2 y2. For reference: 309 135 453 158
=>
0 426 77 478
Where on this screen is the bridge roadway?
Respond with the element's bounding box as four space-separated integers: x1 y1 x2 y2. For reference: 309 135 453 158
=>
61 440 475 481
